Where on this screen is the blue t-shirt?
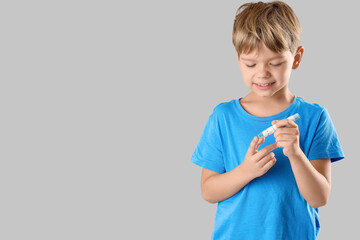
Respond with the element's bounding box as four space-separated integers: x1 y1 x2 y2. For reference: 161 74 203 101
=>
191 96 344 240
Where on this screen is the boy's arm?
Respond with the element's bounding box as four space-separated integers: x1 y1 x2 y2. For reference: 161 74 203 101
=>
290 155 331 208
273 119 331 208
201 137 277 203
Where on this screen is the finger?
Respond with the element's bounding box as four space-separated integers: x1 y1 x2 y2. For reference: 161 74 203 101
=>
275 119 297 128
286 120 298 128
275 141 286 149
259 152 275 167
275 135 294 142
255 142 278 160
274 128 298 138
247 136 259 155
262 157 277 172
271 120 278 125
255 136 265 151
275 128 297 134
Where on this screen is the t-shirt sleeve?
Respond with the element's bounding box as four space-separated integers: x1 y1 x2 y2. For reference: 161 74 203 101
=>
307 108 344 162
191 113 225 173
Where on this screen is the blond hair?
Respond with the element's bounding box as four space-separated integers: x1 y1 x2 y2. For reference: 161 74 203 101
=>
232 1 301 56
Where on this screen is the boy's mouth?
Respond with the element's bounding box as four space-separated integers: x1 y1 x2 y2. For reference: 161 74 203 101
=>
254 82 275 89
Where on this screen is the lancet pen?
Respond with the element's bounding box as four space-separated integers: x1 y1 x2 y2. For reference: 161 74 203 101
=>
257 113 300 139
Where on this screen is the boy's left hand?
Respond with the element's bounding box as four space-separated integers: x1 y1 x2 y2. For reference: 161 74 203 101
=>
272 119 301 158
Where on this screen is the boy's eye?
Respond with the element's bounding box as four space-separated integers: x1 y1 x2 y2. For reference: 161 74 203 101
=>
271 62 283 67
246 64 256 68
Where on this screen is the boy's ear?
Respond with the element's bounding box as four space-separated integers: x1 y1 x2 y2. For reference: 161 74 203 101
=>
292 46 304 70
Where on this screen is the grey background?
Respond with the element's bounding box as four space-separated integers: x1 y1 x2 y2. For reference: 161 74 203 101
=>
0 0 357 239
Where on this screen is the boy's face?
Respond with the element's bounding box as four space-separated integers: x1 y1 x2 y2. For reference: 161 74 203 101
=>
237 41 303 99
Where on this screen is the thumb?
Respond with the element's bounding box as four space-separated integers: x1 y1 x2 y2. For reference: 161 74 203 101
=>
272 120 278 125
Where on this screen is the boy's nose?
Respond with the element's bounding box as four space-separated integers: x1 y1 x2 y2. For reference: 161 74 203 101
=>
258 66 271 78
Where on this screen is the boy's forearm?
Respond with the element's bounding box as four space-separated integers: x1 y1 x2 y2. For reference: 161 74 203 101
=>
202 164 254 203
288 151 331 208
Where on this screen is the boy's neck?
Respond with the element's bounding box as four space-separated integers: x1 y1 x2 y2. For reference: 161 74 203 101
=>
240 91 295 117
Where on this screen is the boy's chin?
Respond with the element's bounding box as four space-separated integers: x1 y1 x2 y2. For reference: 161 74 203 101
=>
254 91 275 98
252 86 290 99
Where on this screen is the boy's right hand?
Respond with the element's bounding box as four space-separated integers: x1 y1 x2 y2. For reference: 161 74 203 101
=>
242 136 277 179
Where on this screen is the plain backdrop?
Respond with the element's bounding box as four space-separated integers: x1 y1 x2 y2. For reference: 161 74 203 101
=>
0 0 358 239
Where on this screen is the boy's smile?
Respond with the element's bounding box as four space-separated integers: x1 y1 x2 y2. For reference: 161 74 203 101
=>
236 41 304 99
254 82 275 90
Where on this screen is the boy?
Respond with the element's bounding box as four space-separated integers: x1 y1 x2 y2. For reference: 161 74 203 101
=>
191 1 344 239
